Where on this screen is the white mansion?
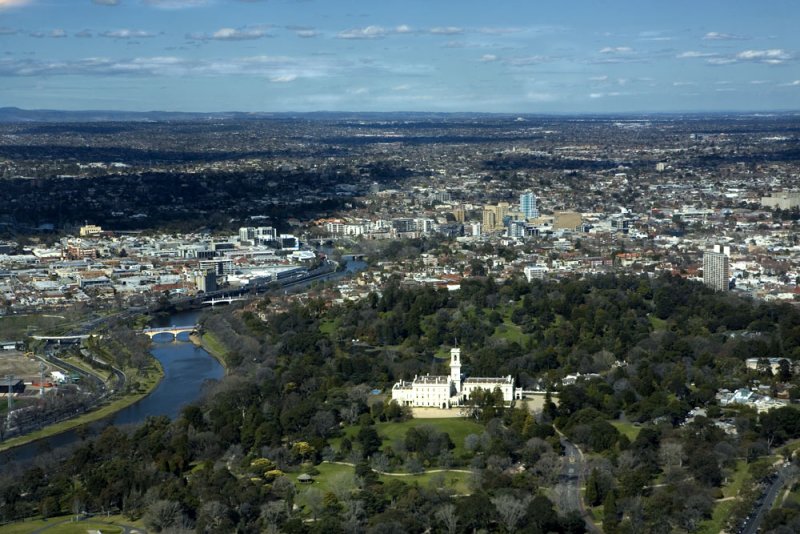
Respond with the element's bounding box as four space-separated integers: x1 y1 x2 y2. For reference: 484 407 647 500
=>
391 348 516 409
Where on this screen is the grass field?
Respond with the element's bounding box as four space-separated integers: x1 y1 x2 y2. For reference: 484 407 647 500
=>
193 332 230 372
610 420 642 441
0 513 141 534
697 460 751 534
291 461 472 513
332 418 484 458
0 314 73 340
492 321 528 345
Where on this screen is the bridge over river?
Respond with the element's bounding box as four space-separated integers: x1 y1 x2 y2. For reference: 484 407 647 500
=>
141 325 199 339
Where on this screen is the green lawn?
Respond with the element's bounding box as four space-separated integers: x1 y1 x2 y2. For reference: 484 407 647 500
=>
195 332 230 371
648 315 668 331
319 319 337 336
291 461 472 513
0 514 140 534
332 418 484 459
697 460 751 534
0 314 73 339
610 420 642 442
492 322 527 345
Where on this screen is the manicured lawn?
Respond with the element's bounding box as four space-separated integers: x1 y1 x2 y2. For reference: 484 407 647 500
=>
382 470 472 494
610 420 642 442
332 418 484 458
0 514 139 534
697 460 751 534
319 319 337 335
492 322 527 345
196 332 230 371
291 461 472 513
648 315 668 331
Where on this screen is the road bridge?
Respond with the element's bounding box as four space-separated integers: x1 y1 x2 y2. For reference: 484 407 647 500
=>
201 296 247 306
141 325 198 339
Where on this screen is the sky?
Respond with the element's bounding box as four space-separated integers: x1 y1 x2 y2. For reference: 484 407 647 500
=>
0 0 798 113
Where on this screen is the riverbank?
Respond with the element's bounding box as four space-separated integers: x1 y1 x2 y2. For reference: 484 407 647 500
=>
190 332 230 374
0 354 164 454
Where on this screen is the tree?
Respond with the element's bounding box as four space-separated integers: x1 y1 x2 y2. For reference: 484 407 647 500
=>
356 425 382 458
492 495 531 534
144 500 184 533
435 504 459 534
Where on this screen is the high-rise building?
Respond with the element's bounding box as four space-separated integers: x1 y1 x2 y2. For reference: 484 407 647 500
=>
520 192 539 219
703 245 730 291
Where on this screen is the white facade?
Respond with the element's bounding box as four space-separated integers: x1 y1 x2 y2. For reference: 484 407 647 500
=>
391 348 515 409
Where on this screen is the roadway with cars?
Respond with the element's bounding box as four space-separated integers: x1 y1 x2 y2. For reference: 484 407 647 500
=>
740 463 798 534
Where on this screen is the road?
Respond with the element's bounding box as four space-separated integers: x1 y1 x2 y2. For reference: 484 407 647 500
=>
740 464 798 534
556 431 601 533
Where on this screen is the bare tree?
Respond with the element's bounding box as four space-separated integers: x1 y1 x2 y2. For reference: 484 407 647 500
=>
492 495 531 534
659 441 684 469
303 488 324 521
144 500 183 533
435 503 459 534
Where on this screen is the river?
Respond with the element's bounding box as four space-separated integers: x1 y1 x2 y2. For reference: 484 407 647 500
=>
0 309 224 464
0 257 366 464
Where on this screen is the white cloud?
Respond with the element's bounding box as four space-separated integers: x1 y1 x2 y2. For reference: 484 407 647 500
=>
196 27 270 41
588 75 608 81
270 73 296 83
672 81 697 86
703 32 747 41
92 0 120 5
75 29 93 38
479 54 498 63
395 25 412 34
0 54 353 81
429 26 463 35
337 26 387 39
599 46 633 54
0 0 33 8
677 51 718 59
780 80 800 87
736 49 792 63
30 29 69 38
101 29 157 39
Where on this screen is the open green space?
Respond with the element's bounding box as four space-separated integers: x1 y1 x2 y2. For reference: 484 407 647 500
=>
610 420 642 442
0 314 73 340
648 314 668 331
696 460 751 534
319 319 337 336
332 417 484 459
492 321 527 345
291 461 472 512
0 513 140 534
193 332 230 372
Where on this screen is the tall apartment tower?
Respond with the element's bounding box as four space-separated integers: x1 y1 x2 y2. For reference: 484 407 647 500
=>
703 245 730 291
520 192 539 219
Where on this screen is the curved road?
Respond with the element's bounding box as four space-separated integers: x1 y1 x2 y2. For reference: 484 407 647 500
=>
556 431 601 533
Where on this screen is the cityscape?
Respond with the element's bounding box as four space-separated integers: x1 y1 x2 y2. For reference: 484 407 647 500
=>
0 1 800 534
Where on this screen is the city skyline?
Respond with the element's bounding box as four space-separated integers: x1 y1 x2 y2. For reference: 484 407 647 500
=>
1 0 798 113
